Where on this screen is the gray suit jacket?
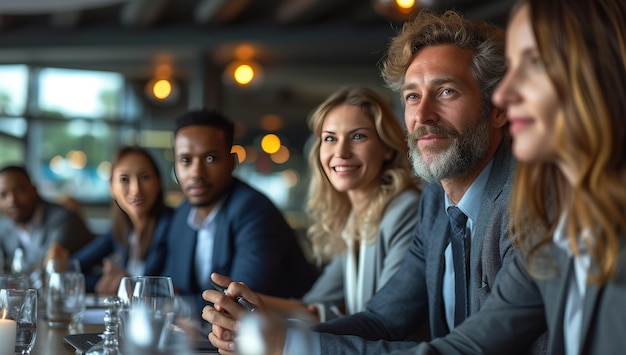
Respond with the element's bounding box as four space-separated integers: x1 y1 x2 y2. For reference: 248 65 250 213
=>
0 200 94 271
404 241 626 354
302 190 421 320
313 142 518 354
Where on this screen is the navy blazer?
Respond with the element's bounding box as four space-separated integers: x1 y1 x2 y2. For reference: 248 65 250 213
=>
72 207 174 292
313 142 519 353
162 178 318 314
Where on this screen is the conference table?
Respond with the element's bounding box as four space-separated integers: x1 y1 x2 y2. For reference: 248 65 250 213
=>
30 307 218 354
32 319 103 354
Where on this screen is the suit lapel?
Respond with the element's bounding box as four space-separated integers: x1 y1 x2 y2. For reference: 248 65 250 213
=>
469 143 513 305
211 211 228 274
578 269 601 352
545 249 573 355
430 206 452 336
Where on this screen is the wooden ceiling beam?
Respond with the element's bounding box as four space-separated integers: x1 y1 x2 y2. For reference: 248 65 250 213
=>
50 11 82 28
120 0 168 27
194 0 252 25
275 0 353 24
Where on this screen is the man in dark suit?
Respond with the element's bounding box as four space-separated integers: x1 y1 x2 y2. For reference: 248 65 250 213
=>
202 10 546 355
162 108 318 315
0 165 94 275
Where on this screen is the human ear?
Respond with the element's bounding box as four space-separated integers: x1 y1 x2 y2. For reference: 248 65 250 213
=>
491 106 508 129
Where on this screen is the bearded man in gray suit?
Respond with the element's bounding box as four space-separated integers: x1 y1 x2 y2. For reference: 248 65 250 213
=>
202 10 544 355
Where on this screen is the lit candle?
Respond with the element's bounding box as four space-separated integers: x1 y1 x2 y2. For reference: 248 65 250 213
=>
0 318 17 354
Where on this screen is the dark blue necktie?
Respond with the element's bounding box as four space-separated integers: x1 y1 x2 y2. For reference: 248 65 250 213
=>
448 206 469 327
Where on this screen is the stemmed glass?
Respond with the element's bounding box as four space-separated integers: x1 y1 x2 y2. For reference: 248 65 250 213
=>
124 276 176 354
116 276 137 308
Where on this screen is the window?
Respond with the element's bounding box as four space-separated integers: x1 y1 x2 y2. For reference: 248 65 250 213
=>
37 68 124 120
29 68 134 202
0 65 28 116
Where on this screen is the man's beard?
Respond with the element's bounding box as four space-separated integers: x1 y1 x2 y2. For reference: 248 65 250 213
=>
407 112 491 183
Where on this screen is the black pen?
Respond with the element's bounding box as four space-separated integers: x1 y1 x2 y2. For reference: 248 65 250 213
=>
211 280 256 312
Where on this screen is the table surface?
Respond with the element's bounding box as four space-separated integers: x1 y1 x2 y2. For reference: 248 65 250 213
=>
32 319 103 355
30 313 218 354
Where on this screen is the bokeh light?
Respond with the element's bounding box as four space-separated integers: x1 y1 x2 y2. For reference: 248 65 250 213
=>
270 145 290 164
261 134 281 154
67 150 87 169
231 145 247 164
152 79 172 99
234 64 254 85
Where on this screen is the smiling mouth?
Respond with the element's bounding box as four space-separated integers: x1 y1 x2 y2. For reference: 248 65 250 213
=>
333 166 358 172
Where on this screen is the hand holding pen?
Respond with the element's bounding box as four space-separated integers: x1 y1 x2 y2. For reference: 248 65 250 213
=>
211 279 256 312
203 273 288 355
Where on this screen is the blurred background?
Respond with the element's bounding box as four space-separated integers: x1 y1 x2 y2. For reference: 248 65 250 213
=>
0 0 515 233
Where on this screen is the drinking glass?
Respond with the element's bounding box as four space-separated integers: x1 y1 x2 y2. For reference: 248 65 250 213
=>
0 274 30 289
0 288 38 355
45 258 81 275
116 276 138 308
45 260 85 328
123 276 176 354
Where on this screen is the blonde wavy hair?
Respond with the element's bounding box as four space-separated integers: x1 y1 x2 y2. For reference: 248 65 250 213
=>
306 86 421 262
509 0 626 285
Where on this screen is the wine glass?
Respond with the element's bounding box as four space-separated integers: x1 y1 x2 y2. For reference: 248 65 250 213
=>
124 276 176 354
131 276 174 314
116 276 137 308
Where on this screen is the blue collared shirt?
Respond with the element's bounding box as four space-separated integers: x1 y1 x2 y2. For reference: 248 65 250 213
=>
187 199 224 290
442 158 493 330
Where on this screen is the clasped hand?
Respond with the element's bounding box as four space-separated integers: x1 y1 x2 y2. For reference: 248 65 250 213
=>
202 273 286 355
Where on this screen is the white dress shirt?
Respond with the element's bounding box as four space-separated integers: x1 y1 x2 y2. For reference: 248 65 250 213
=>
187 200 224 290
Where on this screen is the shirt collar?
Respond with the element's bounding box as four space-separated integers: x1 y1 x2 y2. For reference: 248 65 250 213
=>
445 157 494 224
186 198 225 230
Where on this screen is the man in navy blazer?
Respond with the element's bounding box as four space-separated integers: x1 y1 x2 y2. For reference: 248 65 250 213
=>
162 108 318 315
202 10 544 354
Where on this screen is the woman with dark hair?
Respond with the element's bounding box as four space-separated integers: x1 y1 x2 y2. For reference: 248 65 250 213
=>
72 146 174 294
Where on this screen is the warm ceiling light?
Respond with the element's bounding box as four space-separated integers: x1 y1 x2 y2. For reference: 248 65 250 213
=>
234 64 254 85
372 0 419 21
223 60 263 87
261 134 281 154
152 79 172 99
145 78 179 104
395 0 415 9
